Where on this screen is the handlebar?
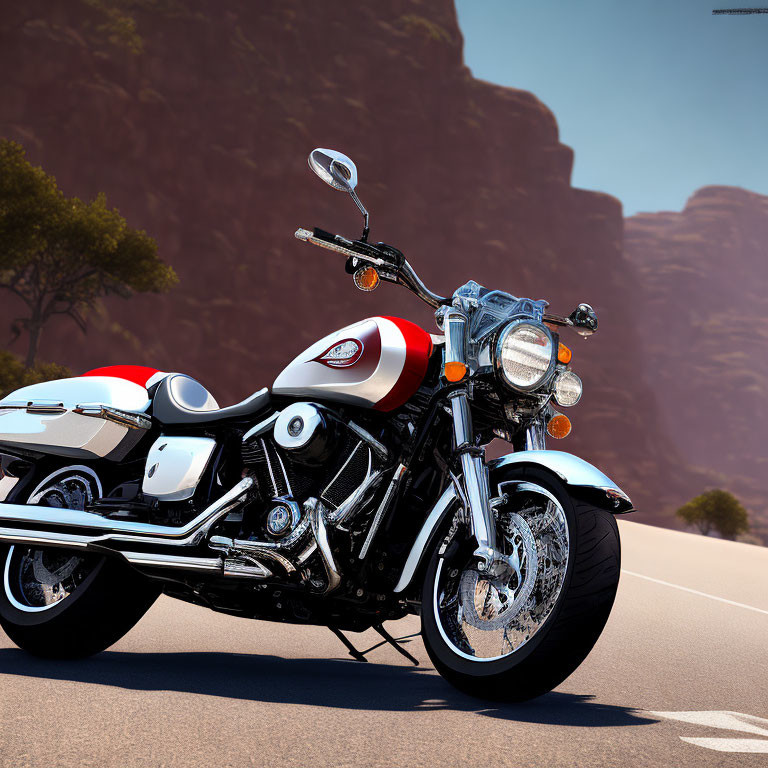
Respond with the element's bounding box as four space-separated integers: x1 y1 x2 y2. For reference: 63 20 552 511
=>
295 227 447 309
296 228 597 334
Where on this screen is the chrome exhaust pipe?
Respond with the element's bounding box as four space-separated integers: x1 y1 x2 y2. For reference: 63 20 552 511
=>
0 537 272 580
122 551 272 580
208 535 297 575
0 477 253 547
0 476 274 579
308 498 341 593
121 551 225 572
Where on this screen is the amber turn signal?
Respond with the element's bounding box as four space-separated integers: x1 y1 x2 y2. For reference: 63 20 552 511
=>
353 266 380 291
557 342 572 365
444 361 468 382
547 413 572 439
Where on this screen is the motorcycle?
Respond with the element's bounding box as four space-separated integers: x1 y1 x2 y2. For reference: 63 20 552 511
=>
0 148 632 700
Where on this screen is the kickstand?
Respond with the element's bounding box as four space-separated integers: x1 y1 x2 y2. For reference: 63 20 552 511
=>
329 627 368 662
329 625 421 666
372 624 420 666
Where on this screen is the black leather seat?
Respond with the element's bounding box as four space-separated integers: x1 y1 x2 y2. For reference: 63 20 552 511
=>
152 374 271 425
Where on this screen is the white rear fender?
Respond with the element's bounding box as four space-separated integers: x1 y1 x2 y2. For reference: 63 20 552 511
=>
393 450 633 594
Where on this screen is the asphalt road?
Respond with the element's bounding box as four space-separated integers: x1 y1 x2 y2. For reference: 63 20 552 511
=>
0 520 766 768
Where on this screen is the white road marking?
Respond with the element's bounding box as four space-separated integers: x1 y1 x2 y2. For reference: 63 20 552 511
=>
650 711 768 754
680 738 768 753
649 711 768 737
621 570 768 616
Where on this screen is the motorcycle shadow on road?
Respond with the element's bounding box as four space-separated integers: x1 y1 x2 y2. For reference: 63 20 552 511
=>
0 647 656 728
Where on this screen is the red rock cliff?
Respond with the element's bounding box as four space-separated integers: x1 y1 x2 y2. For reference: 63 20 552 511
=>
0 0 704 521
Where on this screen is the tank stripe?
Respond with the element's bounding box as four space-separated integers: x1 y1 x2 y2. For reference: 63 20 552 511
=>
373 317 432 412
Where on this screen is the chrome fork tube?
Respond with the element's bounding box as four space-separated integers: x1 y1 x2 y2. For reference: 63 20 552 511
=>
525 417 548 451
443 304 497 571
448 390 497 570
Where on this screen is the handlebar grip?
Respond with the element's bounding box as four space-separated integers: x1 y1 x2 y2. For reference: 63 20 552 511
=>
295 227 447 308
294 227 389 268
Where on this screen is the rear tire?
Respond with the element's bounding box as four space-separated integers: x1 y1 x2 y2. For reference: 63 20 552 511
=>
421 467 620 701
0 464 160 659
0 549 160 659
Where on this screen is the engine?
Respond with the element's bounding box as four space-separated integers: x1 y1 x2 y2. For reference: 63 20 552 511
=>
236 403 387 581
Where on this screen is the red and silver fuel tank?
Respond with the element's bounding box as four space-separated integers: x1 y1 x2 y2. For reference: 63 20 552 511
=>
272 316 432 411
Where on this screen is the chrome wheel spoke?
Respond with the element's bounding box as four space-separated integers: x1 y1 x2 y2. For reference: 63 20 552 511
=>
4 469 101 613
434 482 569 662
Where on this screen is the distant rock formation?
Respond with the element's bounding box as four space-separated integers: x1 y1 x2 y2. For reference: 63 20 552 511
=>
625 186 768 542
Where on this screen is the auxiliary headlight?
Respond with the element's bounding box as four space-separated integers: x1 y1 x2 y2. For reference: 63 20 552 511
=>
553 370 582 407
495 321 556 391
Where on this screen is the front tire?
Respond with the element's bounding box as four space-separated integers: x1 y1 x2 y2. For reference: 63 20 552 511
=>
421 467 620 701
0 465 160 659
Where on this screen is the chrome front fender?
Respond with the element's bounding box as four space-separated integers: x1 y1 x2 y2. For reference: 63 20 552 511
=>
489 450 633 513
393 450 632 594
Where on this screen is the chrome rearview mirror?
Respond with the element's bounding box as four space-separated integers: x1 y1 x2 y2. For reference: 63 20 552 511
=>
308 148 370 242
309 148 358 192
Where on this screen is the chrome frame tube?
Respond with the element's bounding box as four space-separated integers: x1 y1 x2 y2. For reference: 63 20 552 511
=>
242 411 281 443
346 421 389 462
358 463 407 560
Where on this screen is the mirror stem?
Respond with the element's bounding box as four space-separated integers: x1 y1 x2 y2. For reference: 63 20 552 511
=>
349 189 370 242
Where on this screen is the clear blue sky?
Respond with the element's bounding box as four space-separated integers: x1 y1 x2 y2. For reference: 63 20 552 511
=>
455 0 768 215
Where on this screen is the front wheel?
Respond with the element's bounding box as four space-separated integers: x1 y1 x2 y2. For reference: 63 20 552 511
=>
421 467 620 701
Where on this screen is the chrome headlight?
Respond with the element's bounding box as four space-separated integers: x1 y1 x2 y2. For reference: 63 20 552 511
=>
495 321 556 392
553 370 582 407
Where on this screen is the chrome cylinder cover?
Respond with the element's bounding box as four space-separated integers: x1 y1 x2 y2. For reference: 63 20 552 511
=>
274 403 323 451
273 403 336 466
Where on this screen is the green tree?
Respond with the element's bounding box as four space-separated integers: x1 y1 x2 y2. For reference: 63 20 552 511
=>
676 489 750 540
0 140 177 368
0 349 71 400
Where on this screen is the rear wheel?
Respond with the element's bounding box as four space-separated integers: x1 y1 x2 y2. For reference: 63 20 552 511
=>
421 467 620 701
0 465 160 658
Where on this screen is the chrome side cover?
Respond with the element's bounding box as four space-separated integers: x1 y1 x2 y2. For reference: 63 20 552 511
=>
393 450 633 594
142 436 217 502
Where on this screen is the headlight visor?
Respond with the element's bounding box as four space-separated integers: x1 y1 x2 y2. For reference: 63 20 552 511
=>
496 321 556 391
